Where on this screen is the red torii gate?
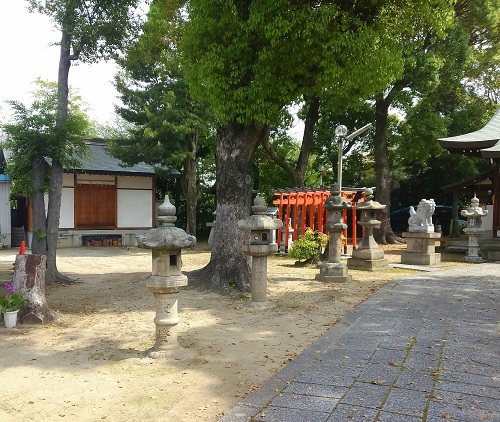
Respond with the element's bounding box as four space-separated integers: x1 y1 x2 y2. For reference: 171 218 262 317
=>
272 187 366 250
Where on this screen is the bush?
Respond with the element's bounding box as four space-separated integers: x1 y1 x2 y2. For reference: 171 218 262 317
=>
289 228 328 263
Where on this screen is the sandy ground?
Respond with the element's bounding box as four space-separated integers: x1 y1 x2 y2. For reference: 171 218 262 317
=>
0 243 468 422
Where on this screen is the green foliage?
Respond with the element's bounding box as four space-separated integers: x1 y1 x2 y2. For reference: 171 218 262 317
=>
1 79 92 197
27 0 143 63
182 1 455 125
111 0 214 169
0 283 27 312
288 228 327 263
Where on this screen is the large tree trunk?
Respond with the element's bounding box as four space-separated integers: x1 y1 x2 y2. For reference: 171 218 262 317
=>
181 133 198 236
191 121 269 294
373 95 402 244
13 254 58 324
44 29 73 284
261 96 320 188
31 156 48 255
293 96 320 187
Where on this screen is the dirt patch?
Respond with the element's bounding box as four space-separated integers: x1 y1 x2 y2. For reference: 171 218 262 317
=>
0 243 469 421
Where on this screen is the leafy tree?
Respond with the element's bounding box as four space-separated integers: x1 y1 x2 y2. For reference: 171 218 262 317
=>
111 0 214 236
2 79 91 252
182 0 454 294
370 0 500 244
25 0 143 282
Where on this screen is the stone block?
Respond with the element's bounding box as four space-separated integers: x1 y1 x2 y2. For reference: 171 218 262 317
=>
401 252 441 265
315 262 351 283
352 248 385 260
347 257 389 271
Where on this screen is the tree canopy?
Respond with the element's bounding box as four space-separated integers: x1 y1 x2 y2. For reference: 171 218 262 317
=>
2 79 92 197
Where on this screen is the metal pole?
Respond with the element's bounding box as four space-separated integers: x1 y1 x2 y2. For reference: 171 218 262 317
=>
337 139 343 189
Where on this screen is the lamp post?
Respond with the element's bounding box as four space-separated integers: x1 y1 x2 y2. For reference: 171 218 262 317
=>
335 123 373 190
335 125 347 189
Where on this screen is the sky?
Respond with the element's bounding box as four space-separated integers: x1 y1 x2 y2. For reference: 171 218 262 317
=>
0 2 120 126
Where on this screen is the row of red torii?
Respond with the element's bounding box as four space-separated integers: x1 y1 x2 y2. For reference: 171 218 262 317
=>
272 187 367 250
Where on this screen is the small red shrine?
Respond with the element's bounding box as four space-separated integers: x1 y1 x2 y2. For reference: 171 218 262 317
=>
272 187 366 250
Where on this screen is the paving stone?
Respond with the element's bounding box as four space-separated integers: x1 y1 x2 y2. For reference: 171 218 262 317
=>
252 406 330 422
377 410 421 421
326 404 378 421
283 382 347 399
438 370 500 388
339 382 389 408
434 381 500 400
381 387 429 417
357 363 401 384
267 392 338 413
370 346 409 364
293 368 357 387
426 398 499 421
220 265 500 422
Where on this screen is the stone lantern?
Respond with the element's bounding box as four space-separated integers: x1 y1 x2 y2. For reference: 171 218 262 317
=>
137 195 196 358
348 187 388 270
461 194 488 262
315 182 351 282
238 195 283 308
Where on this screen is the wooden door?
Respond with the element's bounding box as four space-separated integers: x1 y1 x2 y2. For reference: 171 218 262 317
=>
75 184 117 229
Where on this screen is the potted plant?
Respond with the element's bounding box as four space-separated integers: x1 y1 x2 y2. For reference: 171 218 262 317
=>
0 283 27 328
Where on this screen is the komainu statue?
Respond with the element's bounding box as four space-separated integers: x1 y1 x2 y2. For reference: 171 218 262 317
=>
408 198 436 233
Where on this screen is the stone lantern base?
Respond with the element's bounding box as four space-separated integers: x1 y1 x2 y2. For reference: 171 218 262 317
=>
401 232 441 265
347 248 388 271
315 262 352 283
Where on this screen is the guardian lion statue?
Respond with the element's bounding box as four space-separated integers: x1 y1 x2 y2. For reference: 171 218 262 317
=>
408 198 436 233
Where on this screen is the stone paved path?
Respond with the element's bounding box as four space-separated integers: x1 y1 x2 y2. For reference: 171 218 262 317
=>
221 263 499 421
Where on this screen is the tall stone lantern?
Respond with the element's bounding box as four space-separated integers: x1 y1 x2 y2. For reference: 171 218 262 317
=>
315 182 351 283
348 187 388 270
137 195 196 358
461 194 488 262
238 195 283 308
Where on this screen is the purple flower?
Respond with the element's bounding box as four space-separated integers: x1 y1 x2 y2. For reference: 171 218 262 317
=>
4 283 17 292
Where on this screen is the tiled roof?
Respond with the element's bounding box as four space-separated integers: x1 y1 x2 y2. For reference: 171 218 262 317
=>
439 108 500 157
73 138 179 176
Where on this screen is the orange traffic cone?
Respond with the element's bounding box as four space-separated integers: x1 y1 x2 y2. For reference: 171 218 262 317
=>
19 240 26 254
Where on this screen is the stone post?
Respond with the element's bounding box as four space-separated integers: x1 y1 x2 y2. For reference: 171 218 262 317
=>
137 195 196 358
347 188 388 270
238 195 283 308
315 183 351 282
461 195 488 262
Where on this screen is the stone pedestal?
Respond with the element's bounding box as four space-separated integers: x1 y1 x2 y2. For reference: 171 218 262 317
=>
316 222 351 282
463 227 485 262
401 232 441 265
147 276 187 358
348 243 389 271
